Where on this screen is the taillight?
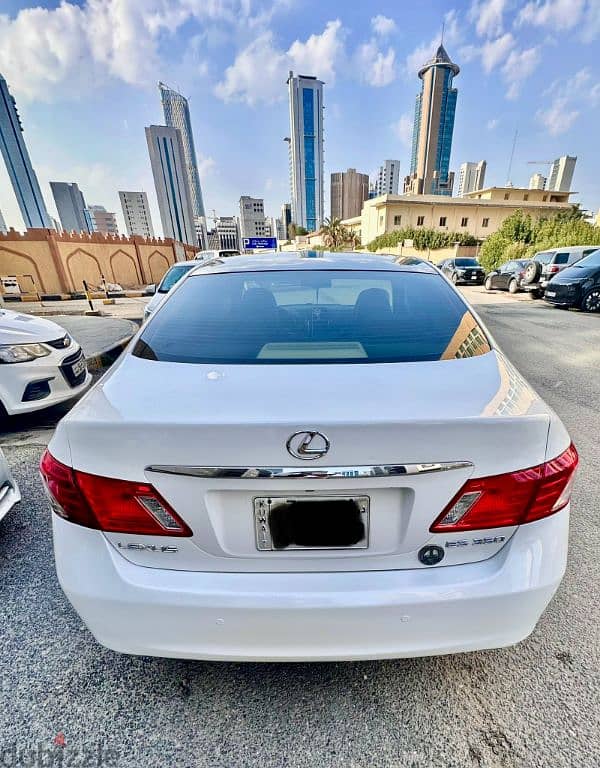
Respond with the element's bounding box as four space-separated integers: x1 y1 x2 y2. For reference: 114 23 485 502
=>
548 265 560 274
40 450 192 536
430 443 578 532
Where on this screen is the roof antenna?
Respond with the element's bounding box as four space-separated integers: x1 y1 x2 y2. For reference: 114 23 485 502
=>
441 19 445 45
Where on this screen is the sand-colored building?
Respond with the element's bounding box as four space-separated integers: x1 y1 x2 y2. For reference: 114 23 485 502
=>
0 228 197 298
354 187 573 246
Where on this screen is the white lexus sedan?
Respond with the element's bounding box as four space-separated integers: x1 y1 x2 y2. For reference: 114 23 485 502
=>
0 308 91 417
41 252 578 661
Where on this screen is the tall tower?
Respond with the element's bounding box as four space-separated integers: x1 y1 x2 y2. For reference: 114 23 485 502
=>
404 45 459 197
287 72 324 232
457 161 486 197
50 182 91 233
547 156 576 192
158 82 206 219
145 125 196 246
0 74 52 229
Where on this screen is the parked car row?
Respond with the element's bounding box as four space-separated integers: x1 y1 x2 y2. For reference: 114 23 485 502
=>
482 245 600 312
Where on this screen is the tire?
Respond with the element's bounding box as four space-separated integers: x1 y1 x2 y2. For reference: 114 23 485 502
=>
522 261 542 285
484 277 493 291
530 289 542 300
508 278 519 294
451 273 458 285
581 288 600 313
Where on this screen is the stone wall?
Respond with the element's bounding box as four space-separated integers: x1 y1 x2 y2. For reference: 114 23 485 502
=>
0 229 198 296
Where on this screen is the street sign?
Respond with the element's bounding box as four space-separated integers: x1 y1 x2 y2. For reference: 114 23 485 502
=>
243 237 277 250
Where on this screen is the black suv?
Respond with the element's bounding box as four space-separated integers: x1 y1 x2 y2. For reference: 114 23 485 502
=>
484 259 531 294
439 258 486 285
544 249 600 312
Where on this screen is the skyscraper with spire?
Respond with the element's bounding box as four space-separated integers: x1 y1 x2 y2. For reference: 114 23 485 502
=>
404 44 460 196
158 82 206 219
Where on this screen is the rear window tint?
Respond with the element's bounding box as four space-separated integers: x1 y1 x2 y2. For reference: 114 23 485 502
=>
134 270 492 365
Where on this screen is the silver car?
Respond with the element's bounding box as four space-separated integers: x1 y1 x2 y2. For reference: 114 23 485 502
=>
0 447 20 523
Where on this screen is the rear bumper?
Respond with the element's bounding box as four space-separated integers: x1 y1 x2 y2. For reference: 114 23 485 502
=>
53 509 569 662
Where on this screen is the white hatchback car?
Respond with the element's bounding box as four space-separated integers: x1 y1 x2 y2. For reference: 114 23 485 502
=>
41 252 577 661
0 308 91 416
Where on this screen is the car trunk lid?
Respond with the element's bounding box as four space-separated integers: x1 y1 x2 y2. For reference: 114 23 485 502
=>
62 351 551 573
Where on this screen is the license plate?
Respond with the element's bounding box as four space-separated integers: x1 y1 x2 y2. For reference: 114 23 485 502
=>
253 495 370 551
70 357 87 377
471 275 478 280
546 291 556 297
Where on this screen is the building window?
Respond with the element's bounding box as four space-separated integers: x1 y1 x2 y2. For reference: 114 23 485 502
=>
379 215 384 226
394 215 402 226
504 193 509 200
439 216 447 227
417 216 425 226
543 195 548 201
482 218 489 228
524 194 529 201
461 217 468 227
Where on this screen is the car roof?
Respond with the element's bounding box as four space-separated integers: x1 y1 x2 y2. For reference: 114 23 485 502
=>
186 250 436 275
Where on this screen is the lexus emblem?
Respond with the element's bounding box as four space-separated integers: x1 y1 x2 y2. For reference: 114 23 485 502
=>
286 431 330 460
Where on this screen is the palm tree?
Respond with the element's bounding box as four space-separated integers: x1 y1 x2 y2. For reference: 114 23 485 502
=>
319 217 346 249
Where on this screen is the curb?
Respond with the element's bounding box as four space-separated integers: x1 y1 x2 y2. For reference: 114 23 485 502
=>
85 333 136 372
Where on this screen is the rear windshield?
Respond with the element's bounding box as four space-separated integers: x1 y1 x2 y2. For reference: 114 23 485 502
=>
158 263 195 293
454 258 480 267
134 270 491 364
534 251 554 265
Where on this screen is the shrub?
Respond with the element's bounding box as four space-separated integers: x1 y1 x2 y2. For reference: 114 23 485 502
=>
367 227 477 252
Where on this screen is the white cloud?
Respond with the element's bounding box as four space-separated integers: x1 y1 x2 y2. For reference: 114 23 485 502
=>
537 67 599 134
0 0 281 101
215 20 344 105
371 14 396 37
405 9 461 76
356 41 396 87
198 153 216 177
480 32 515 73
392 112 414 148
486 118 499 130
288 20 345 83
518 0 586 31
215 32 288 105
468 0 509 37
503 46 541 98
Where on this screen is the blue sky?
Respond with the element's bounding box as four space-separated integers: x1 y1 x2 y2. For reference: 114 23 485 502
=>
1 0 599 236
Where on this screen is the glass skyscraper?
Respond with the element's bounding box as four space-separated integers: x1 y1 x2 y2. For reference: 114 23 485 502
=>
158 82 206 219
50 181 91 233
287 72 324 232
406 46 459 197
0 74 52 229
145 125 196 246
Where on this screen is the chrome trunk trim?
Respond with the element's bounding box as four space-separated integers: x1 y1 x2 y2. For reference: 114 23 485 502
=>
145 462 473 480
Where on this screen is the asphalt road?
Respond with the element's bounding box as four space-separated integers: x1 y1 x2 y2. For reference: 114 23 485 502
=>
0 290 599 768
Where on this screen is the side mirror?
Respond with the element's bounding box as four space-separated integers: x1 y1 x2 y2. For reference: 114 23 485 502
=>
144 283 157 296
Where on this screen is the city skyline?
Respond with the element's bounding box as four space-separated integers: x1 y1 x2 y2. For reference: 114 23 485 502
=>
0 1 599 236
